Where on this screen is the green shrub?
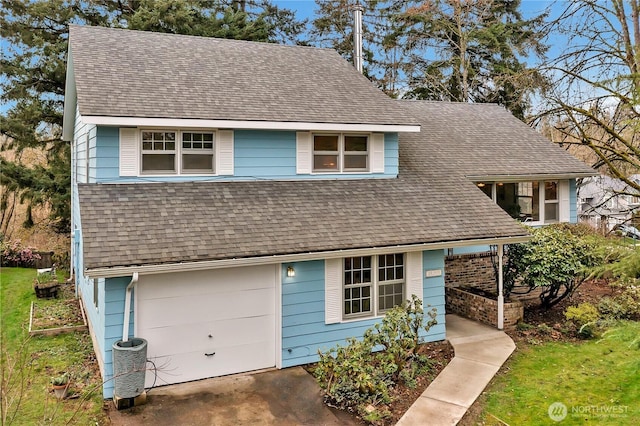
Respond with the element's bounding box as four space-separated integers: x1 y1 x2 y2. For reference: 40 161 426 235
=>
598 285 640 320
314 296 437 413
565 302 600 325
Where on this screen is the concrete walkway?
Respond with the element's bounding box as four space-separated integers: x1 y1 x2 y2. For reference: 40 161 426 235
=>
396 314 516 426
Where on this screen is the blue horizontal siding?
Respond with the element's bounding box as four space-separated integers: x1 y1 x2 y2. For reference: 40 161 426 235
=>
281 252 446 368
570 179 577 223
451 245 491 255
384 132 399 175
94 126 119 181
423 250 446 338
234 130 296 177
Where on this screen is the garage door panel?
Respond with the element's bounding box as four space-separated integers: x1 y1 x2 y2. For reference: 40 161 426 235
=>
137 265 277 387
141 315 274 356
138 266 276 300
138 288 275 328
146 337 275 386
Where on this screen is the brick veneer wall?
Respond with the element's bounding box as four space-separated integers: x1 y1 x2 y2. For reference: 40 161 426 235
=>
445 252 496 293
446 287 523 329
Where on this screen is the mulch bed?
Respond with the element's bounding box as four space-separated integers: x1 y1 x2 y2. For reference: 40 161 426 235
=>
307 339 455 425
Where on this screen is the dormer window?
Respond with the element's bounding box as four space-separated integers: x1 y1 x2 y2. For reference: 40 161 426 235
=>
181 132 214 173
313 134 369 172
140 130 215 174
142 131 176 173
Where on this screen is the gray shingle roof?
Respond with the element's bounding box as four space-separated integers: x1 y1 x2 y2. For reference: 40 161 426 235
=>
68 25 417 126
401 101 595 179
79 133 527 270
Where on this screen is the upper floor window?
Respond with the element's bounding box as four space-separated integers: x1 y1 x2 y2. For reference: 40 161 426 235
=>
141 130 214 174
343 254 404 319
181 132 214 173
142 131 177 173
313 134 368 172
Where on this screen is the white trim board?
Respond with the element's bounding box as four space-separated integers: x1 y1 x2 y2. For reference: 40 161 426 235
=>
80 116 421 133
85 235 530 278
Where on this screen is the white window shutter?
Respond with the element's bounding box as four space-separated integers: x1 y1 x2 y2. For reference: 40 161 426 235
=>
406 251 423 302
119 128 139 176
296 132 312 174
371 133 385 173
217 130 234 175
559 180 570 222
325 258 342 324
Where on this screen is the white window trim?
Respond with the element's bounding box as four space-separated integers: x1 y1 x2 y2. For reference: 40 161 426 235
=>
312 133 370 174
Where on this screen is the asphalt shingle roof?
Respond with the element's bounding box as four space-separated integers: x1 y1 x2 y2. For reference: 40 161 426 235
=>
79 132 528 270
68 25 416 126
401 101 595 179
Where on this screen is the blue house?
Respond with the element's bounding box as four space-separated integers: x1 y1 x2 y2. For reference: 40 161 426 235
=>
62 26 594 398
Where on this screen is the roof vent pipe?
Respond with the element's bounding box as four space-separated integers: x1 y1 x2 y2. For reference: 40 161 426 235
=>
353 4 364 73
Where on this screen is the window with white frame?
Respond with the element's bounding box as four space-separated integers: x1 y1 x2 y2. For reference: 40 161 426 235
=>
141 130 215 174
181 132 214 173
142 131 177 173
343 254 404 318
313 134 368 172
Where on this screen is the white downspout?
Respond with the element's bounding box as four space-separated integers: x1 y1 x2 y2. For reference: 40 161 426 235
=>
497 244 504 330
122 272 139 342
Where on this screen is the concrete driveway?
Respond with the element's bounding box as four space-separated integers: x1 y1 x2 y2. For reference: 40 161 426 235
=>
108 367 358 425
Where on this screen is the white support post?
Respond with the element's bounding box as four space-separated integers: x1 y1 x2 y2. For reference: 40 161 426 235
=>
497 243 504 330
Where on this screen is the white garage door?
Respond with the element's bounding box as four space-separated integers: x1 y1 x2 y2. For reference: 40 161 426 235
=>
136 265 277 387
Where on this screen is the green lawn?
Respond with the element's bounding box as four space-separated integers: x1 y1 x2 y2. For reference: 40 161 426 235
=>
1 267 107 425
479 322 640 425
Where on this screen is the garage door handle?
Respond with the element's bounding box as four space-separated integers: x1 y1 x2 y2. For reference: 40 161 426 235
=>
205 352 216 357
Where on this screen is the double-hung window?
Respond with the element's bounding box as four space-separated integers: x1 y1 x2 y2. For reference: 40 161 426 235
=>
313 134 369 172
181 132 214 173
343 254 405 318
141 130 215 174
142 131 177 173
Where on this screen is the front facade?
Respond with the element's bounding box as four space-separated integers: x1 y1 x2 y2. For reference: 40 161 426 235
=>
64 26 593 398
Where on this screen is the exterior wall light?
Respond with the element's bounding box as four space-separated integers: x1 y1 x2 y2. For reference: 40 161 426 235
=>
477 182 486 188
287 266 295 277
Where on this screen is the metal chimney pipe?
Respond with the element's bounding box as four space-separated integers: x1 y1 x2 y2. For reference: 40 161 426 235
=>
353 4 363 73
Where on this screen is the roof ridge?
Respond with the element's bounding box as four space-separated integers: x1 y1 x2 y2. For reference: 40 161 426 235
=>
68 24 337 53
399 99 503 107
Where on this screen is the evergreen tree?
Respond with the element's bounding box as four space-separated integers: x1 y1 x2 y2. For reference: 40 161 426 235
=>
0 0 304 234
312 0 548 118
